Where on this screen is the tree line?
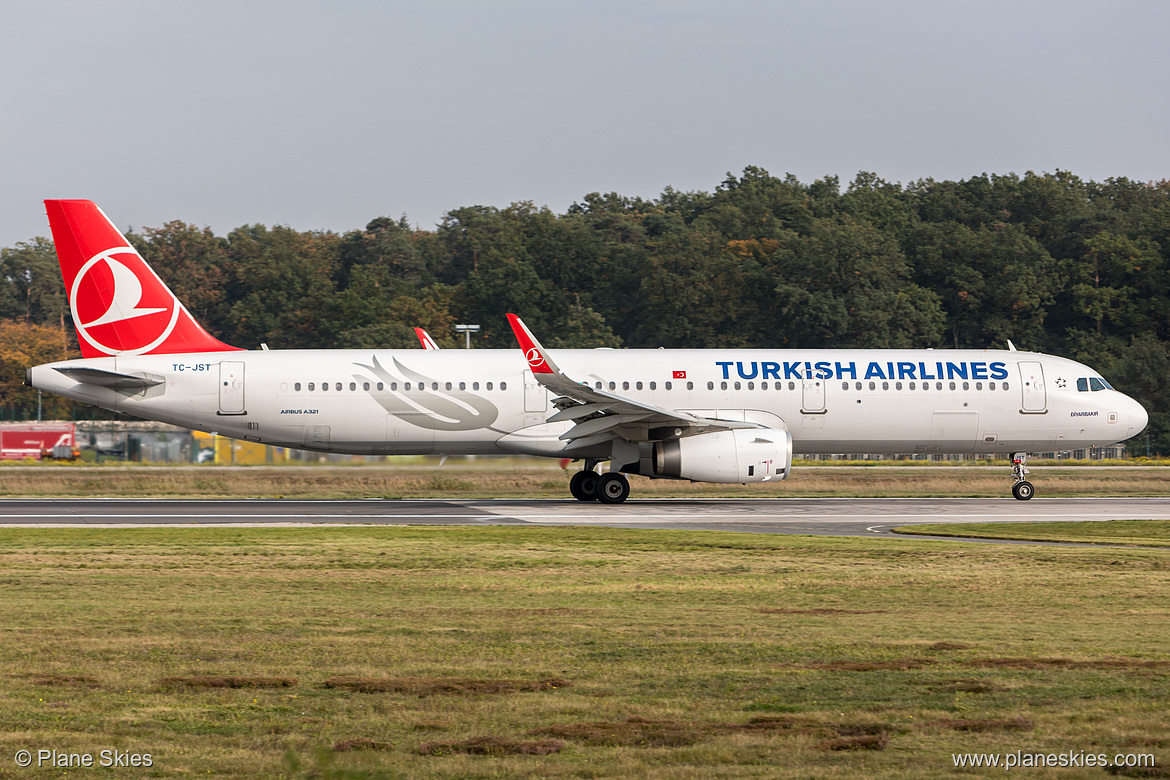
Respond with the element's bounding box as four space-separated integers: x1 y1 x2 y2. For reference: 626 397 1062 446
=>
2 167 1168 451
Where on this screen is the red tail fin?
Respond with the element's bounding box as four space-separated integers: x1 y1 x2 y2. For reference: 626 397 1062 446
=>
44 199 241 357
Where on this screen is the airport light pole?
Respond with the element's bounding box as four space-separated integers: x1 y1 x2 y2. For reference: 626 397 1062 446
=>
454 324 480 349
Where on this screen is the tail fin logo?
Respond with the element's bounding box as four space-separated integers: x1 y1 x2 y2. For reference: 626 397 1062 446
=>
525 348 546 370
69 247 180 356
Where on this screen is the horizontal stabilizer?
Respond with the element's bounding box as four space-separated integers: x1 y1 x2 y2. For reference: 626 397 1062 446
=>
53 366 165 390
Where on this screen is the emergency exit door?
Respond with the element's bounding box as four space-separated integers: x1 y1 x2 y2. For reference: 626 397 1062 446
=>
801 378 826 413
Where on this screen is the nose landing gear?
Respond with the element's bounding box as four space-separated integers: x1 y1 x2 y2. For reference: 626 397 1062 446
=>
1011 452 1034 500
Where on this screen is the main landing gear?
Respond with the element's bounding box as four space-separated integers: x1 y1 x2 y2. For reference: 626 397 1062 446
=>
1011 452 1034 501
569 462 630 504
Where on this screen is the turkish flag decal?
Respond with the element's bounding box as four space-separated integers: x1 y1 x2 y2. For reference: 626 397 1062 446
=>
672 370 686 379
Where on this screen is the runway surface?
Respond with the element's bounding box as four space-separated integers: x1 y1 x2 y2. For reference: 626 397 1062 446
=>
2 497 1169 539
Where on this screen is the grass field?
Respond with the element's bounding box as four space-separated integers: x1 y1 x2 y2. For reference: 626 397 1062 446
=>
896 519 1170 547
0 526 1167 778
0 461 1168 498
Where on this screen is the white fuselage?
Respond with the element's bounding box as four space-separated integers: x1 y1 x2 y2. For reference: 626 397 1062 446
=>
30 347 1147 459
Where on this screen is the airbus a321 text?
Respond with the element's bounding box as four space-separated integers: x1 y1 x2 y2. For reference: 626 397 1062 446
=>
27 200 1148 503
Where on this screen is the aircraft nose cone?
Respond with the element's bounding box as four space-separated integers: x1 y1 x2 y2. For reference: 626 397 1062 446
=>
1129 397 1149 439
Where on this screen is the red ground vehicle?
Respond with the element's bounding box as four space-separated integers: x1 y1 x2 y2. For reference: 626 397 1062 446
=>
0 423 79 460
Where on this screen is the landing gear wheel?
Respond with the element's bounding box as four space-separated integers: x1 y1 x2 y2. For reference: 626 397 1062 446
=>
1012 481 1035 501
569 470 599 501
596 472 631 504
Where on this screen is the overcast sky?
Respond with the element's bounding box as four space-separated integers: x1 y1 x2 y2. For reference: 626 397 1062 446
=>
2 0 1167 247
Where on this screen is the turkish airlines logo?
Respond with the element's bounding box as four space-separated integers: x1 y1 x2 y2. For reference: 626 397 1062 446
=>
69 247 180 356
525 347 546 369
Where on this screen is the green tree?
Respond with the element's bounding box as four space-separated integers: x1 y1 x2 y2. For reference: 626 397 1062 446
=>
770 216 944 348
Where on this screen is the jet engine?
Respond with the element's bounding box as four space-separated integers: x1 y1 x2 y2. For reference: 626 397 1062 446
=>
653 427 792 483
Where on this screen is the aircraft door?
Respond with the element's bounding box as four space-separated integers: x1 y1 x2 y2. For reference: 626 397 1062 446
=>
219 361 245 415
523 370 547 413
1019 361 1047 413
801 378 826 414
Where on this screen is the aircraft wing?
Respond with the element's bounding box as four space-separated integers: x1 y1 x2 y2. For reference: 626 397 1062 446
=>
505 314 756 451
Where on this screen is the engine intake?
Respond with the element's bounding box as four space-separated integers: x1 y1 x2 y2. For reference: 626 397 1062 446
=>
654 427 792 483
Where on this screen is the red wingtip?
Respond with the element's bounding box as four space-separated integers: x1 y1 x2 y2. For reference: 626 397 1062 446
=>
505 313 554 374
44 199 241 357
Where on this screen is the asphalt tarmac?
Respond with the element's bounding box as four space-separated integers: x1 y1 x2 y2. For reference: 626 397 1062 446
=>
2 496 1168 539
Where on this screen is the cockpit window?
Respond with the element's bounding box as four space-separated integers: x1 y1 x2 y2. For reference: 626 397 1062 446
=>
1077 377 1111 392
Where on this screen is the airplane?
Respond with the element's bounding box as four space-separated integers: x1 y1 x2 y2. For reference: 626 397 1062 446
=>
26 199 1148 503
414 328 440 350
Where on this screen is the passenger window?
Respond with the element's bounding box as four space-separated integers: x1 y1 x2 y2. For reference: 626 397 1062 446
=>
687 381 694 390
989 382 996 390
636 381 643 390
487 382 493 390
747 382 754 390
788 381 795 390
1090 378 1106 391
842 382 849 390
459 382 465 390
322 382 328 392
949 382 956 390
432 382 438 391
895 382 902 390
649 382 656 390
936 382 942 390
405 382 411 391
295 382 302 391
721 381 728 390
363 382 370 391
473 382 480 390
761 382 768 390
350 382 356 391
882 381 889 390
855 382 862 391
869 382 876 390
708 381 714 390
664 381 672 390
500 382 507 390
445 382 452 390
609 382 616 390
335 383 342 391
1002 382 1009 390
733 381 740 390
962 382 969 391
976 382 983 390
909 382 916 390
595 382 602 389
623 381 630 390
377 382 384 391
1077 378 1089 392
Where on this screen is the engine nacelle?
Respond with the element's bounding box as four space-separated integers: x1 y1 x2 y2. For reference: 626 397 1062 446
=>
653 427 792 484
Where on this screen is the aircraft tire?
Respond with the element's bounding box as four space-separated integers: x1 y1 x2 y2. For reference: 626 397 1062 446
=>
570 470 599 501
1012 481 1035 501
596 472 631 504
